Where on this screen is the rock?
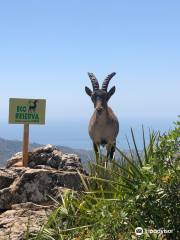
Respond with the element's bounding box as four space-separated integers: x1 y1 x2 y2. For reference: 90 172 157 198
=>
0 168 27 191
33 165 54 170
0 168 85 210
47 149 63 168
0 169 17 189
59 153 84 172
6 152 23 168
0 144 88 239
33 144 56 154
6 144 87 174
0 202 54 240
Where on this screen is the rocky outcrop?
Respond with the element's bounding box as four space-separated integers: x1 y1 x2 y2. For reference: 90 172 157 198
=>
6 144 86 174
0 202 55 240
0 144 88 240
0 168 19 189
0 168 85 210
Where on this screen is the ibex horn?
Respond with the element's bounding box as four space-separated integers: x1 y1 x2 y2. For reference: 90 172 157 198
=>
88 72 99 91
102 72 116 91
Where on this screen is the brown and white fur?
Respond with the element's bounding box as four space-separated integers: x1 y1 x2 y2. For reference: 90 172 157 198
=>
85 72 119 167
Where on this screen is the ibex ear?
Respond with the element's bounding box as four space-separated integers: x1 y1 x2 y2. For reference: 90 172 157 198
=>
85 86 92 96
107 86 116 101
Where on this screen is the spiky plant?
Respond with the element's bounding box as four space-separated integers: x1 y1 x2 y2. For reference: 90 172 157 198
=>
28 118 180 240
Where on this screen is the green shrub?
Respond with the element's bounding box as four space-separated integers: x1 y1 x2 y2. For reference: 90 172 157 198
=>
29 118 180 240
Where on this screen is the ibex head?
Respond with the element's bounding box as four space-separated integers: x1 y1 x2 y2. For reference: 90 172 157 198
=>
85 72 116 115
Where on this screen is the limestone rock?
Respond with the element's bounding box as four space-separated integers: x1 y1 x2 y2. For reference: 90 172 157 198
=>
0 144 88 239
0 168 17 189
6 144 87 175
0 168 84 210
0 168 27 193
0 202 54 240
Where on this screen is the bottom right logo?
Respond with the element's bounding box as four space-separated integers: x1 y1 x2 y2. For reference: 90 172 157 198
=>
135 227 173 236
135 227 144 236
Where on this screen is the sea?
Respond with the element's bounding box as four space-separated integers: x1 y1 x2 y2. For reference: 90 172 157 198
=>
0 118 176 150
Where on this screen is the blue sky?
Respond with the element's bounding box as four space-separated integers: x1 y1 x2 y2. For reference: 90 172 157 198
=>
0 0 179 147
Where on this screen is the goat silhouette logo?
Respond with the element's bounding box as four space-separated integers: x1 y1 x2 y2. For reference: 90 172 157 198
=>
28 100 38 113
9 98 46 124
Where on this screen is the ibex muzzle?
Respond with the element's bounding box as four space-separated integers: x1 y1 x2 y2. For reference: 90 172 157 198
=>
85 72 119 167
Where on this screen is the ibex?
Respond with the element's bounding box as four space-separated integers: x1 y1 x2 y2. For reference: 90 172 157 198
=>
85 72 119 167
28 100 38 113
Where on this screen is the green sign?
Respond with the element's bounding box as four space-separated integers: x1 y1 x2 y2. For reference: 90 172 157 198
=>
9 98 46 124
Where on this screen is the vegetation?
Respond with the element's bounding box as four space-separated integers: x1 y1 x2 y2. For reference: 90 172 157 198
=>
29 118 180 240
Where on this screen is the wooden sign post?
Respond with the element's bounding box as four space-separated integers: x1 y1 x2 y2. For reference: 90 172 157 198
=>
23 124 29 167
9 98 46 167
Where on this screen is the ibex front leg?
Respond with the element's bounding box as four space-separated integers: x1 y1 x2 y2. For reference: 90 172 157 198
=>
106 142 116 168
93 142 99 164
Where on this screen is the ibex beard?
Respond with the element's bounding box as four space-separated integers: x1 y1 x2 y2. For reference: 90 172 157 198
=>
85 72 119 167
